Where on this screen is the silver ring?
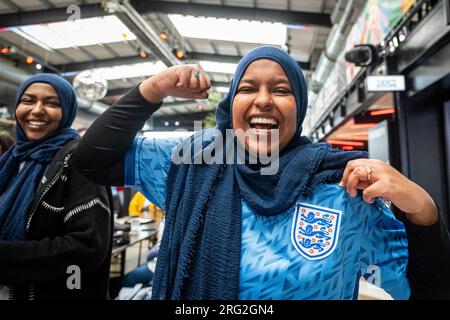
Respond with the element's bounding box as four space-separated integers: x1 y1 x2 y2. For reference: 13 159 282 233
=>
365 166 373 182
192 71 200 79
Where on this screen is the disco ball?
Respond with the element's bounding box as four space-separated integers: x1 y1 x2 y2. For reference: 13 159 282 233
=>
73 70 108 102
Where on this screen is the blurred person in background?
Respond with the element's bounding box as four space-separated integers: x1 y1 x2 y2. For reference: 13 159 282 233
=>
129 191 164 222
0 131 15 156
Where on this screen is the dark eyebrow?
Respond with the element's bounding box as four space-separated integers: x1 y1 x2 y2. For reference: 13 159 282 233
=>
21 93 59 100
272 78 290 85
21 93 35 99
44 96 60 101
238 79 257 85
238 78 291 86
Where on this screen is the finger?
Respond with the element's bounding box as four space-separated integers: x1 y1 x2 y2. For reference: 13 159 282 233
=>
198 70 211 92
193 90 209 99
346 166 368 197
362 181 386 204
189 69 201 90
176 68 192 89
340 159 368 187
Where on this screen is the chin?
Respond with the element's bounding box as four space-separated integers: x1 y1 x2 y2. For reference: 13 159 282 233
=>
246 143 277 159
25 132 47 141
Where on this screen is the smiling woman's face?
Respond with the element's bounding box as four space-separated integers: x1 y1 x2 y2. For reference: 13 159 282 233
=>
15 83 62 141
232 59 297 156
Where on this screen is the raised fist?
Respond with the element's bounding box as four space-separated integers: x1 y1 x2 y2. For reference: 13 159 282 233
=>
139 64 211 103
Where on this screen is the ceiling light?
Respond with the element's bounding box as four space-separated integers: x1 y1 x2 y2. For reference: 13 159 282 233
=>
14 15 136 49
90 61 167 80
159 32 168 41
370 109 395 116
199 61 237 74
138 49 149 59
350 123 378 129
168 14 286 45
174 49 186 60
0 46 10 54
327 140 365 147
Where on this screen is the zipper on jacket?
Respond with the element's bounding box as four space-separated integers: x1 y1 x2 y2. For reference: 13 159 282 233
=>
26 167 63 231
26 153 72 231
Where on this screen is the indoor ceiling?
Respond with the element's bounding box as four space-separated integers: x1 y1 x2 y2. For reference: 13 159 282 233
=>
0 0 336 120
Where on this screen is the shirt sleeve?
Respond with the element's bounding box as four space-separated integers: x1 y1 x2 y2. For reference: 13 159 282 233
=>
351 196 411 300
124 134 187 210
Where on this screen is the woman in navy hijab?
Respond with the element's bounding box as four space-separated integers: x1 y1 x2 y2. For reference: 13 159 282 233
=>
75 46 450 300
0 74 113 300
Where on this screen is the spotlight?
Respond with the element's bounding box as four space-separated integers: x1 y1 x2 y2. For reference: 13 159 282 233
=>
0 46 10 54
196 104 204 110
175 121 180 126
173 49 186 60
159 32 168 41
344 44 380 67
138 49 148 59
35 63 42 70
25 56 34 64
164 121 169 127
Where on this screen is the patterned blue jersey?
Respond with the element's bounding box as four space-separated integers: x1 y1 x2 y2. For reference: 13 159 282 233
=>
125 134 410 300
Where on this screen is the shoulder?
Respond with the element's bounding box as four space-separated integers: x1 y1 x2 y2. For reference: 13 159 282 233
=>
41 140 78 181
47 140 79 170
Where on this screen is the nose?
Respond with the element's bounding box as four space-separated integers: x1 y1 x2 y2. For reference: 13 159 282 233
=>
30 101 45 115
254 87 272 110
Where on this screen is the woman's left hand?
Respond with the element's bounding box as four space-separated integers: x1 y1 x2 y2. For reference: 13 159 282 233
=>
339 159 438 226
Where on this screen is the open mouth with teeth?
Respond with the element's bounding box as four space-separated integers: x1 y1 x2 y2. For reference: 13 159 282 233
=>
25 119 50 128
248 116 279 130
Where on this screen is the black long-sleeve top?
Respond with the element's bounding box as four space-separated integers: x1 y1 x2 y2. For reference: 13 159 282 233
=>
74 85 450 300
1 141 113 300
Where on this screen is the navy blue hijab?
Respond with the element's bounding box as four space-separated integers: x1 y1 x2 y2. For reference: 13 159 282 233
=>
152 46 367 299
0 74 79 240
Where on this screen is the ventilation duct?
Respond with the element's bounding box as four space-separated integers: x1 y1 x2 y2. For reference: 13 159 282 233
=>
310 0 366 95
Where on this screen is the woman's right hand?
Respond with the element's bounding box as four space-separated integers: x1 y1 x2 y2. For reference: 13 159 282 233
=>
139 64 211 104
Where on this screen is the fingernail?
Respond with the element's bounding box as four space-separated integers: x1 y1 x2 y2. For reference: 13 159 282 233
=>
338 181 343 187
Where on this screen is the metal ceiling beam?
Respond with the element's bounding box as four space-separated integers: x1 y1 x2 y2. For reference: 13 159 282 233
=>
0 1 331 29
130 1 332 27
189 52 310 70
111 1 181 67
56 52 310 72
0 4 106 28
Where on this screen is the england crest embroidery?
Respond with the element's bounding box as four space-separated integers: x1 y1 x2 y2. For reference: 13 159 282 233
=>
291 202 342 260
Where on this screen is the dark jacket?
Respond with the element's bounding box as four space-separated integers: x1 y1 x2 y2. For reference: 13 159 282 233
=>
0 140 113 300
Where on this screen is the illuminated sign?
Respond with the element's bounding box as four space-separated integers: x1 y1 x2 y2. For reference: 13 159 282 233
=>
366 75 405 92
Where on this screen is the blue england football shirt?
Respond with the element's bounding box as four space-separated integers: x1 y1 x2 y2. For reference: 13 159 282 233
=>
124 134 410 300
